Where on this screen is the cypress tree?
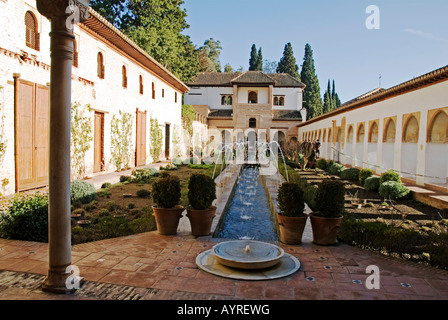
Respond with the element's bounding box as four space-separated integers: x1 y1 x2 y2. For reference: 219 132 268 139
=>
323 80 332 114
300 44 323 119
332 80 342 108
255 47 263 71
276 43 300 79
249 44 258 71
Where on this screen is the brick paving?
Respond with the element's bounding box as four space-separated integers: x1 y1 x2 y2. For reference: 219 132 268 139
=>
0 230 448 300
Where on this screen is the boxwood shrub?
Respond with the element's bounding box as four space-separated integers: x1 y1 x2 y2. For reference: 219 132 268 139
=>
341 168 360 181
327 162 345 176
71 180 97 204
380 169 401 184
379 181 410 200
359 168 373 185
364 176 380 191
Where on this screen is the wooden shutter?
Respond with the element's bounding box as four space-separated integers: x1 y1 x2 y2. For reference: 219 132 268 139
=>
25 12 38 50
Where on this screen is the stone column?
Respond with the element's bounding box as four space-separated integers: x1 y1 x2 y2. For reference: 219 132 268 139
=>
36 0 90 294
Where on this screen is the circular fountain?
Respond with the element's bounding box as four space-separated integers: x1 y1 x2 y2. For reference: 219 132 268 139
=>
196 240 301 281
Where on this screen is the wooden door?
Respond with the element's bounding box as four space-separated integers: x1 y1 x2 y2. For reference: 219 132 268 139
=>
15 80 49 191
94 112 104 173
135 110 147 167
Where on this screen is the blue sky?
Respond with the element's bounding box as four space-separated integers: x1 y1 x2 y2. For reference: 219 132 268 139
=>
182 0 448 103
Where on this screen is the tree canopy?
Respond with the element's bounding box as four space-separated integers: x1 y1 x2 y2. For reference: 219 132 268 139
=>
300 44 323 120
277 43 300 79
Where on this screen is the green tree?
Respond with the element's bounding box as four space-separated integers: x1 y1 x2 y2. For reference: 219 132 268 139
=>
255 47 263 71
249 44 258 71
276 43 300 79
198 38 222 73
300 44 323 119
224 64 234 73
332 80 342 108
90 0 129 29
323 80 333 114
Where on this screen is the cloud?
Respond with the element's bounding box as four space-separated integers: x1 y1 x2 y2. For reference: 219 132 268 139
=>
404 28 448 43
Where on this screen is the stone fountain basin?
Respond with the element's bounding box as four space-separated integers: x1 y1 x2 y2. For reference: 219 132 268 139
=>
213 240 284 270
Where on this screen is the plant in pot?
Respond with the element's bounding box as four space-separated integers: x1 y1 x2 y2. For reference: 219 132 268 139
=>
310 179 345 246
186 174 217 237
151 174 184 235
276 182 308 245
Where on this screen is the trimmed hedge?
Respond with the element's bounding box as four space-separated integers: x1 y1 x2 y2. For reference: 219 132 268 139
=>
379 181 410 200
380 169 401 184
71 180 97 204
364 176 380 191
341 167 360 181
359 168 373 185
327 162 345 176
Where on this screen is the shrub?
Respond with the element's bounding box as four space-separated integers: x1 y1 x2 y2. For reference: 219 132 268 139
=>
0 194 48 242
101 182 112 189
341 168 360 181
120 175 132 183
316 158 328 170
70 180 97 204
364 176 380 191
380 169 401 184
359 169 373 185
98 208 110 217
277 182 305 217
136 189 151 198
71 208 86 217
106 201 121 212
160 163 178 171
314 179 345 218
151 174 181 208
131 168 159 183
188 174 216 210
327 162 345 176
379 181 410 200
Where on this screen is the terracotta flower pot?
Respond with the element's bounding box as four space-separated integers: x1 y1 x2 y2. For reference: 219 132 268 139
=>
152 206 184 235
309 214 343 246
186 206 217 237
277 214 309 245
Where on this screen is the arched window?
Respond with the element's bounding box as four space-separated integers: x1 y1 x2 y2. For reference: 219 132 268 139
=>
347 126 354 144
323 129 327 142
139 75 144 94
274 96 284 106
122 66 127 88
357 124 365 143
152 82 155 99
403 115 419 143
249 118 257 128
221 95 232 106
369 122 379 143
25 11 40 51
383 119 396 143
248 91 258 104
428 111 448 143
97 52 105 79
73 38 79 68
175 92 178 103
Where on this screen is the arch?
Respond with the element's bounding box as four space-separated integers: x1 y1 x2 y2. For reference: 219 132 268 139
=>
383 118 396 143
25 11 39 50
347 125 354 144
122 66 127 88
357 123 365 143
249 118 257 129
369 122 379 143
322 129 327 142
403 115 419 143
428 110 448 143
248 91 258 104
97 52 105 79
221 95 232 106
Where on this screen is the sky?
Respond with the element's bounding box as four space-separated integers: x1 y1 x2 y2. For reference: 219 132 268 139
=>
182 0 448 103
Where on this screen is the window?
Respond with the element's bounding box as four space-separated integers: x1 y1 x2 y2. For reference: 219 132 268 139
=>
122 66 127 88
139 75 144 94
221 95 232 106
249 118 257 128
248 91 258 104
25 11 40 51
175 92 178 103
152 82 155 99
162 89 165 98
274 96 284 106
72 38 78 68
97 52 105 79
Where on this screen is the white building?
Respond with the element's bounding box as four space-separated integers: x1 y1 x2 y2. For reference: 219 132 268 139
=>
298 65 448 191
0 0 189 196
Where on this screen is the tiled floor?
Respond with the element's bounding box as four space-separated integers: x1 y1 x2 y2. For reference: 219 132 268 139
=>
1 230 448 300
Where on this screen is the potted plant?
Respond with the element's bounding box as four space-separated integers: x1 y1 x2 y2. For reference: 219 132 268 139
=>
310 179 345 246
276 182 308 245
186 174 217 236
151 174 184 235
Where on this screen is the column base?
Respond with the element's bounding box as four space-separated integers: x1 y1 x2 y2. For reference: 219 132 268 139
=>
41 266 84 294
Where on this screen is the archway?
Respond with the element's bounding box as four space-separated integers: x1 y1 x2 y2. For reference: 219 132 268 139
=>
425 111 448 186
382 118 396 172
401 115 419 180
355 123 365 168
367 122 379 170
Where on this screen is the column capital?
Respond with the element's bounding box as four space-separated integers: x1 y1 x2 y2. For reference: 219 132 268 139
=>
37 0 90 22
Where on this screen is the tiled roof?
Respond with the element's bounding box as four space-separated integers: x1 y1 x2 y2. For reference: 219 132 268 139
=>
208 109 233 118
273 110 302 120
187 71 305 88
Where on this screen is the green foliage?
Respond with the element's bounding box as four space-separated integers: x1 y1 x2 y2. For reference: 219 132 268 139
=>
359 168 373 185
277 183 305 217
111 110 134 171
131 168 159 183
0 194 48 242
316 158 328 170
277 43 300 79
379 181 410 200
364 176 380 191
198 38 222 73
249 44 263 71
314 179 345 218
71 102 93 180
149 116 164 163
71 180 97 204
136 189 151 198
300 44 323 119
323 79 342 114
188 174 216 210
327 162 345 176
151 174 181 208
101 182 112 189
340 168 360 181
120 175 132 183
380 170 401 184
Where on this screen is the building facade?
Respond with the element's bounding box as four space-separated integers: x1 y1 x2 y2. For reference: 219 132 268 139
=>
184 71 306 147
0 0 188 196
298 65 448 191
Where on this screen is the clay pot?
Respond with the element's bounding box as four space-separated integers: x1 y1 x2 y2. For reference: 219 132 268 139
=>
186 206 217 237
152 206 184 235
277 214 309 245
309 214 343 246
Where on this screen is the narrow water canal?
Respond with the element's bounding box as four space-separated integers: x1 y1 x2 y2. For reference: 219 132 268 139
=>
216 165 278 241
